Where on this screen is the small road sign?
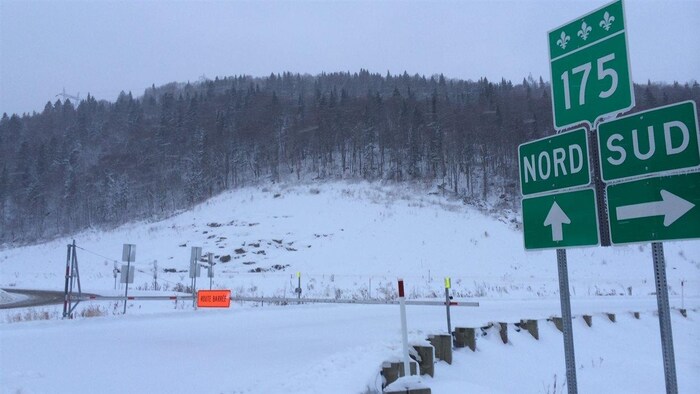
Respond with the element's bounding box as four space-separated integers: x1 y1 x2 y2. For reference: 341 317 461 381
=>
598 100 700 182
519 128 590 195
197 290 231 308
606 172 700 244
548 0 634 130
122 244 135 262
522 188 599 250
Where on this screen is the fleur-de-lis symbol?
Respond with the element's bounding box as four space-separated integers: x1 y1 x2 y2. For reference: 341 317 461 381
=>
577 21 592 40
556 31 570 49
600 11 615 31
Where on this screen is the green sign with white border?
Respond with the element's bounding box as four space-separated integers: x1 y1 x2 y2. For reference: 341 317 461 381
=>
522 188 599 250
598 100 700 182
519 128 590 196
606 172 700 244
548 0 634 130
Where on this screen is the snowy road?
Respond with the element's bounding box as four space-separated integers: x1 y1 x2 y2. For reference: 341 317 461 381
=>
2 297 698 393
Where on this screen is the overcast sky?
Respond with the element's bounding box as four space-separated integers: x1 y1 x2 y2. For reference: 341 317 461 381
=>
1 0 698 116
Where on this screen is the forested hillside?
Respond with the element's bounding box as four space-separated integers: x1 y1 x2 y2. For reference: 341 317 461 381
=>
1 70 697 244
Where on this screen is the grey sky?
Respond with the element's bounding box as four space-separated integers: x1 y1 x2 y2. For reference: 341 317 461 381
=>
1 0 698 116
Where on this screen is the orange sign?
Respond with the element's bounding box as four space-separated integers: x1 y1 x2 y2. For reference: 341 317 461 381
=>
197 290 231 308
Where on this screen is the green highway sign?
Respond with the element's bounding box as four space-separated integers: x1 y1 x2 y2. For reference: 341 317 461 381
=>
518 128 590 195
548 0 634 130
598 100 700 182
522 188 599 250
607 172 700 244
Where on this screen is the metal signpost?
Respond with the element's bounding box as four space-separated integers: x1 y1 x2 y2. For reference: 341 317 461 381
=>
597 101 699 394
532 1 637 391
548 0 634 130
444 277 452 336
518 132 593 394
190 246 202 308
597 99 699 394
398 279 411 377
539 2 698 392
121 244 135 314
207 252 214 290
556 248 577 392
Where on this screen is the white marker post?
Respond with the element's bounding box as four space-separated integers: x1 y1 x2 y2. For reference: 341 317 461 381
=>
398 278 411 377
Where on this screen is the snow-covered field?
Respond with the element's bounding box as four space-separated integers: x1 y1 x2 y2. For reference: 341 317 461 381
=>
1 182 699 393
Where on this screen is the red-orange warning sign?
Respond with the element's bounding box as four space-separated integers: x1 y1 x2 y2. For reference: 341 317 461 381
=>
197 290 231 308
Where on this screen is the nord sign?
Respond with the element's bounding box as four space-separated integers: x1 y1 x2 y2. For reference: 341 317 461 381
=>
518 128 590 195
522 188 599 250
607 172 700 244
548 0 634 130
598 100 700 182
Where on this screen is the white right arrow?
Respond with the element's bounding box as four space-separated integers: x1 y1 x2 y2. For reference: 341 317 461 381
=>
544 201 571 242
616 190 695 226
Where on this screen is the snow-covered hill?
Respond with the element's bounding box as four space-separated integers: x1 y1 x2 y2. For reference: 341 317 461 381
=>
1 181 698 300
1 181 698 393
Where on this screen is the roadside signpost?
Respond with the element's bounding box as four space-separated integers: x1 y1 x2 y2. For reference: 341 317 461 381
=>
121 244 135 314
190 246 202 308
530 1 697 392
548 0 634 130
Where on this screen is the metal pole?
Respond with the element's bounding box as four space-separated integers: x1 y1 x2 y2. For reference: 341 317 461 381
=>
123 249 131 314
398 279 411 377
193 274 197 309
62 242 72 319
445 277 452 336
297 272 301 300
208 253 213 290
72 240 81 297
124 245 133 315
652 242 678 394
681 280 685 310
67 243 76 317
557 248 578 394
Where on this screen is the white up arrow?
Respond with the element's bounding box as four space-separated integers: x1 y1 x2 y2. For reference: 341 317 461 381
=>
616 190 695 227
544 201 571 242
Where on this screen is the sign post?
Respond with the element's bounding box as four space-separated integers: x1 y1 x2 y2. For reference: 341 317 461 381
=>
597 99 698 394
398 279 411 377
121 244 135 314
207 252 214 290
444 277 452 336
556 249 578 392
652 242 678 393
190 247 202 308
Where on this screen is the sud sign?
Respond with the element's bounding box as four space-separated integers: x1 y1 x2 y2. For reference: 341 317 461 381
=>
598 100 700 181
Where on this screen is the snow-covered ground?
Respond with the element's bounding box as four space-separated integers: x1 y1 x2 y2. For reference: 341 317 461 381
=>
1 181 699 393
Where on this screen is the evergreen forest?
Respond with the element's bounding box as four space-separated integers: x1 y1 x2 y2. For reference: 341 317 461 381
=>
1 70 698 244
